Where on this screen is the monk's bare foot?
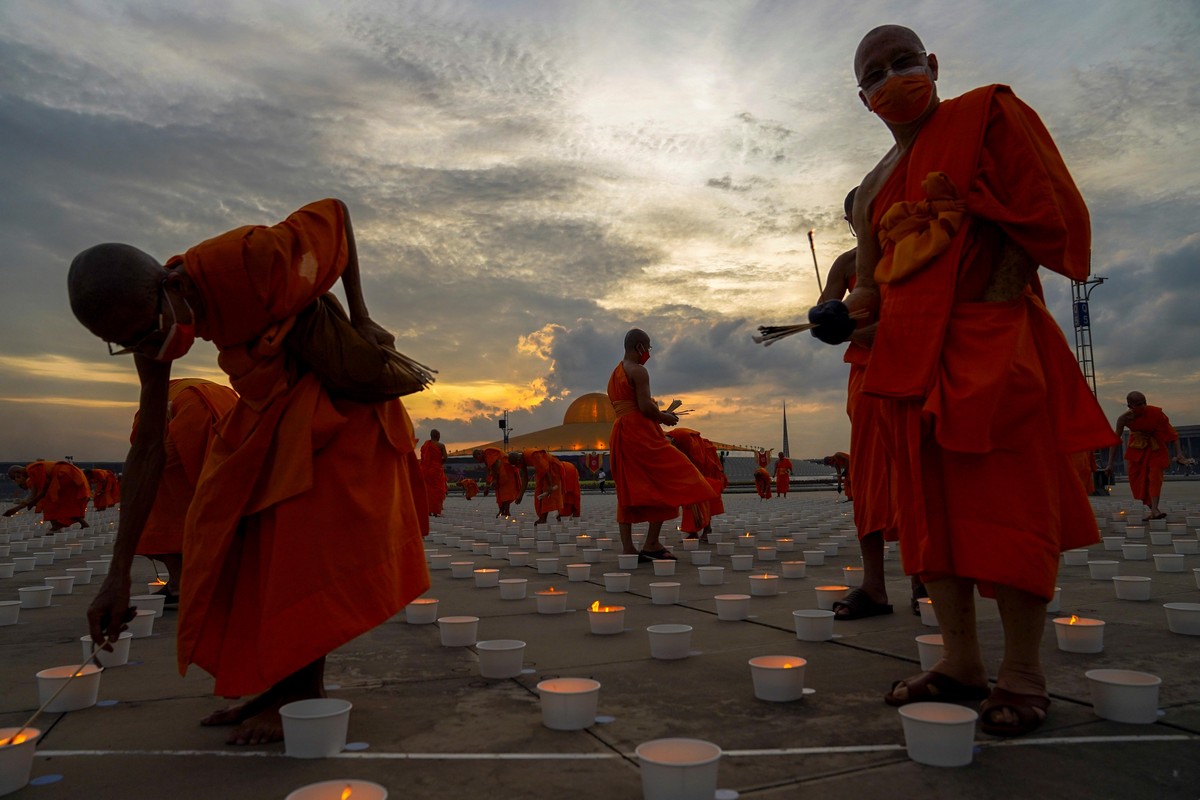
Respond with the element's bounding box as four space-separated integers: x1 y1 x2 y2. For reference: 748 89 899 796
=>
986 668 1047 729
78 519 90 528
227 707 285 745
201 688 282 727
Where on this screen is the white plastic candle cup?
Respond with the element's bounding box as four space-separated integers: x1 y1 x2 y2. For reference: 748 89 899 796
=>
1088 560 1119 579
603 572 631 592
450 561 475 578
518 537 535 549
127 609 156 638
582 548 602 563
1112 576 1152 601
711 593 747 621
535 539 554 554
1122 543 1148 561
18 586 52 609
1053 616 1105 652
438 615 480 646
0 726 41 796
284 780 388 800
0 601 19 627
691 566 721 587
80 632 132 668
652 559 677 577
1163 602 1200 635
636 738 721 800
818 542 839 556
1195 568 1200 590
497 578 527 600
588 604 626 634
130 593 166 618
617 553 640 570
1173 539 1199 555
748 655 807 702
915 633 945 671
12 557 36 573
280 698 353 759
470 542 489 555
535 589 568 614
536 557 559 575
1125 525 1145 539
689 550 712 566
755 547 777 563
781 560 807 579
404 598 439 624
802 550 826 566
647 624 693 660
502 551 527 567
793 609 835 641
52 547 71 561
1149 531 1172 546
1046 586 1062 613
917 597 939 627
36 663 102 712
1148 517 1168 532
749 574 780 597
730 554 754 571
43 575 75 596
558 544 577 558
501 534 518 546
898 703 979 767
716 542 735 556
596 538 614 550
0 546 7 558
842 566 864 588
1153 553 1185 573
1063 549 1090 566
1102 536 1124 551
566 563 591 582
738 534 756 548
429 553 454 570
538 678 600 730
776 538 795 552
815 585 849 611
1086 669 1162 724
32 552 53 566
473 568 500 588
9 542 26 554
1187 515 1200 527
475 639 526 679
650 582 681 605
554 532 572 545
680 538 699 551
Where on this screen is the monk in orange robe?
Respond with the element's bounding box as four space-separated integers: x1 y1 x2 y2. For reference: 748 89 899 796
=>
809 26 1118 736
753 467 772 500
608 329 716 560
474 447 520 516
6 460 91 530
1104 392 1184 520
822 452 852 498
773 455 792 497
456 478 479 500
510 448 564 524
1068 450 1097 495
666 428 727 539
558 460 581 519
129 378 238 602
84 468 121 511
419 430 448 516
69 198 430 745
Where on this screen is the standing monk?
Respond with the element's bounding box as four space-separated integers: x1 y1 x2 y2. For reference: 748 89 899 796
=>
68 198 430 745
607 329 716 561
473 447 520 517
509 448 564 524
5 461 91 530
774 454 793 497
132 378 239 604
420 430 448 517
456 477 479 500
558 460 582 519
85 468 121 511
1104 392 1185 520
808 26 1116 736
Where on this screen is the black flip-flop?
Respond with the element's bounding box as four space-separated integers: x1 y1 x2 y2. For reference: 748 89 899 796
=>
832 588 893 620
638 548 676 563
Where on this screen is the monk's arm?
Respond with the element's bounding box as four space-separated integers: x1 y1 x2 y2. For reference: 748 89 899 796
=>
818 249 857 304
628 363 678 426
1104 416 1131 471
88 355 171 646
335 199 395 348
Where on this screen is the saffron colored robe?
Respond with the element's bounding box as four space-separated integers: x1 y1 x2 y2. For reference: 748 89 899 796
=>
558 460 581 518
774 457 792 496
457 478 479 500
22 461 90 527
1124 406 1178 505
607 363 716 523
828 452 851 498
133 379 238 556
753 468 773 500
523 448 564 518
419 440 448 516
481 447 520 511
89 469 121 511
665 428 727 534
864 86 1117 601
171 199 430 696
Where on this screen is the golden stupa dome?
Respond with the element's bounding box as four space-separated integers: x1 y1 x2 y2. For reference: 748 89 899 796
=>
562 392 616 425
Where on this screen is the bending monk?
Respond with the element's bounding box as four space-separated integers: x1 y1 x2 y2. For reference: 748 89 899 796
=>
822 452 852 498
420 430 448 517
69 198 430 745
753 466 772 499
5 461 91 530
509 448 564 524
774 454 793 497
558 460 581 519
666 428 728 540
808 26 1117 736
456 478 479 500
84 468 121 511
607 329 716 561
473 447 520 517
131 378 238 604
1104 392 1185 520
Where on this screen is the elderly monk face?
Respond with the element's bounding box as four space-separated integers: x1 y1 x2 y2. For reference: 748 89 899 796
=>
1126 392 1147 413
853 25 938 112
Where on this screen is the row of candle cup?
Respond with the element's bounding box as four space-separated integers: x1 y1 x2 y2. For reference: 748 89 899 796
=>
1079 557 1200 578
448 559 857 585
431 548 850 574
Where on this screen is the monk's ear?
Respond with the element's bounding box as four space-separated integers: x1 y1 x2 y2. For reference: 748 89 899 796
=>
858 89 871 112
927 53 938 81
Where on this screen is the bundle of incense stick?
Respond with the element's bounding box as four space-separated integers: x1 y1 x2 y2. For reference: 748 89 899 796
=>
752 309 870 346
380 343 439 392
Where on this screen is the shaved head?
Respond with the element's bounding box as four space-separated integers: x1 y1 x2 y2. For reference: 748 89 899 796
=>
624 328 650 351
854 25 925 81
68 243 164 344
430 429 441 441
1126 391 1147 406
7 465 23 479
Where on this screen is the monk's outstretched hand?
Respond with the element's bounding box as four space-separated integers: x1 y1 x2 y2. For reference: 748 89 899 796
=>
87 576 136 651
808 301 855 345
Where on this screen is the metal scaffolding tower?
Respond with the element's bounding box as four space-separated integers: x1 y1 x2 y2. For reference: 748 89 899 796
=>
1071 276 1106 397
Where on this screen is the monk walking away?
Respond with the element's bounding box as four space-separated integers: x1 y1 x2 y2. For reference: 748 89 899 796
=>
1104 392 1186 521
420 430 449 517
607 329 716 561
68 198 430 745
773 453 793 497
5 460 91 530
808 26 1116 736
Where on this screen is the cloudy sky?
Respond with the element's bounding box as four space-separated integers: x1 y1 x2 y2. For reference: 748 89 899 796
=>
1 0 1197 462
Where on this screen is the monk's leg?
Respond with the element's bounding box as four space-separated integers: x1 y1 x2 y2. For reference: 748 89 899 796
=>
619 522 636 555
642 520 666 553
156 553 183 594
985 585 1049 728
858 531 888 606
889 576 988 701
203 658 327 745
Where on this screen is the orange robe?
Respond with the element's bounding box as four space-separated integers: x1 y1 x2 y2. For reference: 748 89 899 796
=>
481 447 520 510
828 452 851 498
23 461 90 526
607 363 716 523
1124 406 1178 505
134 379 238 556
419 440 447 516
753 467 773 499
865 86 1117 601
173 199 429 696
558 460 581 518
523 448 564 517
457 478 479 500
90 469 121 511
774 457 792 496
1068 451 1097 495
665 428 727 533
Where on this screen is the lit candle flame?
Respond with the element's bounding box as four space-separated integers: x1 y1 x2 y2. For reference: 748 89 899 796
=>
783 663 794 669
341 787 353 800
1068 614 1079 624
0 733 28 746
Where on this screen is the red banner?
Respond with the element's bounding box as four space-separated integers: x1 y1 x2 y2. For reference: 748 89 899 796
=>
757 450 769 467
584 452 602 474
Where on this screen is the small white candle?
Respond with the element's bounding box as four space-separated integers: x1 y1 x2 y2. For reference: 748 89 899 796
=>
1053 615 1105 653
